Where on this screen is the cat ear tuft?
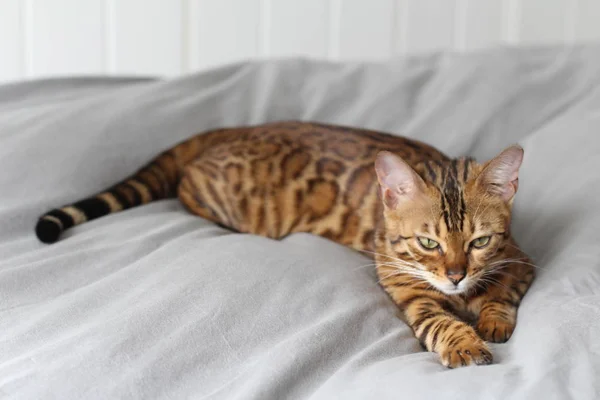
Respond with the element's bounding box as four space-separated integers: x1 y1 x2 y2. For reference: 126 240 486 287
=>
477 145 524 202
375 151 425 208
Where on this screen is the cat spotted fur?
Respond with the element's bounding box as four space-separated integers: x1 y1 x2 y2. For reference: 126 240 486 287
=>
35 121 535 368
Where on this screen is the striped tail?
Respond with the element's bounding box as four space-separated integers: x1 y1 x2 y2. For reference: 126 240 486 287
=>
35 151 180 244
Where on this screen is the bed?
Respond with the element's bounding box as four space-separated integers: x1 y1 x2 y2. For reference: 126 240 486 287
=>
1 45 600 399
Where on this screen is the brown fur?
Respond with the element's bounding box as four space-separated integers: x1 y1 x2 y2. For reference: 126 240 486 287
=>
36 121 535 368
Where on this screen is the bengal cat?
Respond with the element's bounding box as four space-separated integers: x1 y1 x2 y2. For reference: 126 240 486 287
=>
35 121 535 368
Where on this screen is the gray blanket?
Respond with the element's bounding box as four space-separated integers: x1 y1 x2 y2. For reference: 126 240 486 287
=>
1 45 600 400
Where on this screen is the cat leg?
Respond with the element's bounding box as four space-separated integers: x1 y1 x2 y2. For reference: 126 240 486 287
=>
401 295 493 368
470 262 535 343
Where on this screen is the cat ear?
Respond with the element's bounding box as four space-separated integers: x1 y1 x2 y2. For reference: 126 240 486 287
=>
477 145 524 202
375 151 425 209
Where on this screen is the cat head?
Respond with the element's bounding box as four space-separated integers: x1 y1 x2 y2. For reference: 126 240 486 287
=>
374 145 523 295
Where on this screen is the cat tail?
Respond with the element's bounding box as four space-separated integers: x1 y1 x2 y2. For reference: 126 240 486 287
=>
35 149 183 244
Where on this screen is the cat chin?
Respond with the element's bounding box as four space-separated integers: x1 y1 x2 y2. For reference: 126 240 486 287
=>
439 287 464 296
430 280 470 296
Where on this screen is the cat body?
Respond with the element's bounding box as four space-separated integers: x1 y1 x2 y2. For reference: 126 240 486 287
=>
36 121 534 368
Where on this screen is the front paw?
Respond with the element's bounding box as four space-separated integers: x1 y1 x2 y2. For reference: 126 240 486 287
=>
438 338 493 368
477 318 515 343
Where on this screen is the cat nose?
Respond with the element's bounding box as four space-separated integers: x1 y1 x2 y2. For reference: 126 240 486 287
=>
446 268 466 285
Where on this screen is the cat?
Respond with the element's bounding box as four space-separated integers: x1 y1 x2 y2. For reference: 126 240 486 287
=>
35 121 535 368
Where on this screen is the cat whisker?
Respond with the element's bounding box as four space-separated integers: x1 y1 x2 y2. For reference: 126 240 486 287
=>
486 265 533 282
376 263 420 273
377 267 415 278
471 269 508 285
386 268 429 279
377 260 422 269
503 242 542 258
487 257 533 266
401 249 430 270
351 262 380 271
359 249 408 264
360 250 422 268
477 266 521 282
487 258 543 270
491 270 522 281
353 255 426 274
359 250 430 272
360 248 431 272
377 272 404 283
377 262 432 281
503 242 528 253
377 270 429 284
476 276 512 292
466 278 489 295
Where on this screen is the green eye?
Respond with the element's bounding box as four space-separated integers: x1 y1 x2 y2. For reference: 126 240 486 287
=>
417 237 439 250
471 236 491 248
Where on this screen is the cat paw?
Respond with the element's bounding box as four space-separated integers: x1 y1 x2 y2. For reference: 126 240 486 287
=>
439 340 493 368
477 318 515 343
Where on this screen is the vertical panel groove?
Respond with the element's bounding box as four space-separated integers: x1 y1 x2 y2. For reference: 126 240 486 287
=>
389 0 398 55
259 0 271 56
187 0 199 70
2 0 600 83
181 0 189 73
396 0 409 54
454 0 468 50
328 0 342 59
105 0 115 73
564 0 578 43
503 0 520 43
22 0 33 77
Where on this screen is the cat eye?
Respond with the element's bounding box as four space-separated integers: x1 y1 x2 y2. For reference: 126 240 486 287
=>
417 237 439 250
471 236 491 249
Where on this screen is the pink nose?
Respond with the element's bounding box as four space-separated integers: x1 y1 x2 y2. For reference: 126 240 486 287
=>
446 269 465 285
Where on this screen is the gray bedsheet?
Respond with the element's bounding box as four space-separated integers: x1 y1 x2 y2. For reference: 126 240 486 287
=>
1 45 600 400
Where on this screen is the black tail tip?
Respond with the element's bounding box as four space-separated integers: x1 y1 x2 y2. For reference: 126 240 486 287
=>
35 218 62 244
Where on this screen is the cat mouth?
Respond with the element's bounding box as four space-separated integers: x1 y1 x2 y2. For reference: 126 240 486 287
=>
430 279 470 295
442 287 464 295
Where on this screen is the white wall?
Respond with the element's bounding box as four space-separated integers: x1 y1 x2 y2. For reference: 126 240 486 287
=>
1 0 599 83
